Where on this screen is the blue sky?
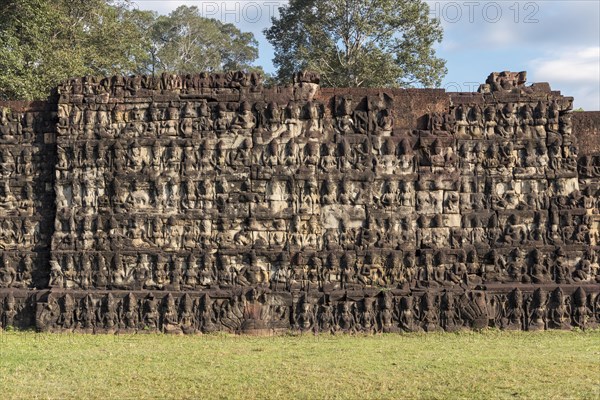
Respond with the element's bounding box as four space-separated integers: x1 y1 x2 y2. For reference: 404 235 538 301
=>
133 0 600 110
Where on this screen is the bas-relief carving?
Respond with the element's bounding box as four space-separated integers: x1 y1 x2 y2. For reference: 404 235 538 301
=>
0 71 599 333
0 103 54 296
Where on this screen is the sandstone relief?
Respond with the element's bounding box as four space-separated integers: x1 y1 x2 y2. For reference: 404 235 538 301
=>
0 71 599 334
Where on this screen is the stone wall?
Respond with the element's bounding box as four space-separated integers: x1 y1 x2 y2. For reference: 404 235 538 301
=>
1 71 599 334
0 100 56 281
573 111 600 156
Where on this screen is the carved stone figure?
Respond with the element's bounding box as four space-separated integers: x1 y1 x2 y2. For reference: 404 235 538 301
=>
0 70 598 334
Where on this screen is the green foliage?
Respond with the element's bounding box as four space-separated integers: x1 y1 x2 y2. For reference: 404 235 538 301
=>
0 331 599 399
265 0 447 88
0 0 152 100
0 2 261 100
145 6 260 75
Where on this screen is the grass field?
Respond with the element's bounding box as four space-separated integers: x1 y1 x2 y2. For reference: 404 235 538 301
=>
1 330 599 399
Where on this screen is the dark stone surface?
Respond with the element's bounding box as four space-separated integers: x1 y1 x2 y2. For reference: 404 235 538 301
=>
0 71 599 334
573 111 600 156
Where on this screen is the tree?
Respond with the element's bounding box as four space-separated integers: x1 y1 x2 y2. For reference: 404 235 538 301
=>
145 6 260 75
0 0 152 100
264 0 447 87
0 2 262 100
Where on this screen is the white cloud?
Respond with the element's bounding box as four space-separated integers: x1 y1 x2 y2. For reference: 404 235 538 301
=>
484 20 520 47
433 1 599 51
529 47 600 110
530 47 600 84
133 1 193 15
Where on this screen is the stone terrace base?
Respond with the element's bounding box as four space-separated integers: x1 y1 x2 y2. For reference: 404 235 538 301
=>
2 285 599 334
1 71 600 334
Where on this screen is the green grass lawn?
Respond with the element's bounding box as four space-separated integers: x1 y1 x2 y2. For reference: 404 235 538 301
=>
1 330 599 399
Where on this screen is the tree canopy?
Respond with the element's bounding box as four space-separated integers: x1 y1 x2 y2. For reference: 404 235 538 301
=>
0 2 261 100
146 6 260 75
264 0 447 87
0 0 151 100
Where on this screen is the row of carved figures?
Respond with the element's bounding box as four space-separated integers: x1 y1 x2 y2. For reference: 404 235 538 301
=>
0 254 35 288
55 98 571 140
0 108 40 143
55 103 573 145
51 172 593 216
0 147 36 178
428 100 572 138
0 183 36 215
57 100 324 135
58 71 265 97
49 209 592 246
54 135 577 168
38 248 600 292
7 287 597 333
